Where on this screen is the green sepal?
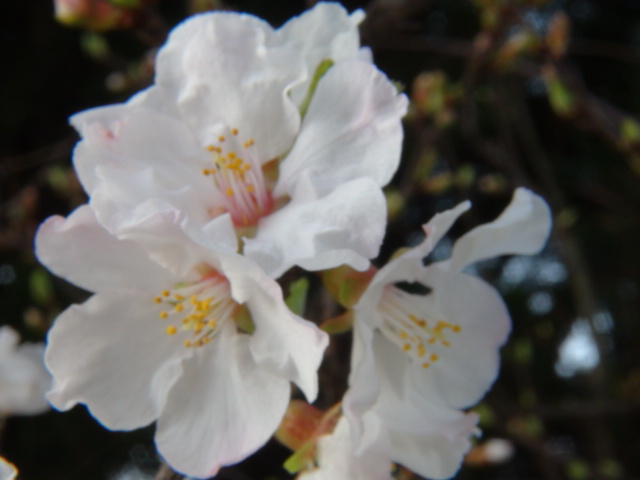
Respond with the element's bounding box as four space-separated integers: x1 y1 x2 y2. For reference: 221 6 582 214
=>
320 310 354 334
299 59 334 119
285 277 309 316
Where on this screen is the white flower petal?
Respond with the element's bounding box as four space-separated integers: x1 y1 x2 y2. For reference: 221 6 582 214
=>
244 177 387 277
450 188 552 271
415 269 511 409
115 208 235 279
0 457 17 480
0 327 19 359
0 327 51 416
217 253 328 400
45 292 190 430
277 2 366 104
35 205 173 293
155 12 304 159
343 321 380 443
387 413 477 480
300 417 392 480
276 60 407 198
155 324 290 479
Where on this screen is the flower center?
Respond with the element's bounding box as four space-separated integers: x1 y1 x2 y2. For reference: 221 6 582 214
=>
153 270 238 348
202 128 275 228
377 285 461 369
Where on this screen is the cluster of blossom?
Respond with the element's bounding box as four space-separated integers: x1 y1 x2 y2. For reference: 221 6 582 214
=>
35 3 552 479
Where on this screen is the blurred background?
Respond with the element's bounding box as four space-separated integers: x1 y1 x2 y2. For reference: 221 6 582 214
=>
1 0 640 479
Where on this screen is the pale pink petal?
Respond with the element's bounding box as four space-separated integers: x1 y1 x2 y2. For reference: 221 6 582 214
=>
45 292 191 430
277 2 365 104
155 324 290 479
36 205 173 293
276 60 407 198
155 13 304 159
244 177 386 278
217 253 328 401
450 188 552 271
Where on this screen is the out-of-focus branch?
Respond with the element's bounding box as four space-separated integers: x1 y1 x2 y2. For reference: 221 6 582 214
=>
360 0 437 46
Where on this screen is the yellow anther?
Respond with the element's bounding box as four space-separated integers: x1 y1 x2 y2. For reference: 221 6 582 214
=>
166 326 177 335
182 317 189 324
403 343 411 352
175 304 184 313
190 295 198 305
418 344 426 358
162 290 170 297
228 152 236 160
422 362 431 369
453 325 461 333
202 169 211 176
184 339 191 347
218 135 225 142
443 340 451 347
226 187 234 196
203 337 212 344
246 184 255 193
159 311 168 319
206 145 215 152
430 353 439 362
208 319 217 329
399 330 409 339
243 139 254 148
154 297 162 304
195 340 204 347
175 294 184 301
231 128 238 135
409 315 426 327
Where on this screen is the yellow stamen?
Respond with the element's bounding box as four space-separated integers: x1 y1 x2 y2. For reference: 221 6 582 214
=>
166 326 177 335
218 135 225 142
159 311 168 319
231 128 238 135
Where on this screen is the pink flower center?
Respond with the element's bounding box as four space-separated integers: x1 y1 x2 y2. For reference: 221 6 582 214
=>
153 270 238 348
202 128 275 228
377 285 461 369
